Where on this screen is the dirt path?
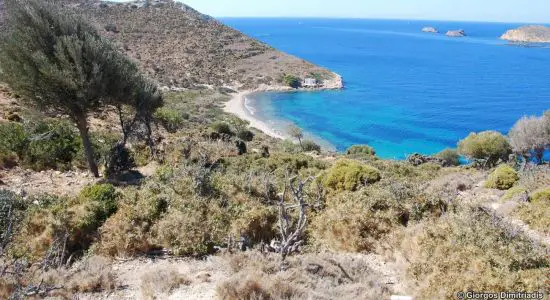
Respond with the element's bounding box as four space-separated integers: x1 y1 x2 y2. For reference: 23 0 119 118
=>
458 180 550 246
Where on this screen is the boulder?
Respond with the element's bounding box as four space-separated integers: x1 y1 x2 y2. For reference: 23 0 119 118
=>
446 29 466 37
422 27 438 33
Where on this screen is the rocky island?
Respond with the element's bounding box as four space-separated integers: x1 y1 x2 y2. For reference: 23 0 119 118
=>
422 26 438 33
446 29 466 37
501 25 550 43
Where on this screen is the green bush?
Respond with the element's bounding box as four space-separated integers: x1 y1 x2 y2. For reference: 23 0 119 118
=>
346 145 376 156
530 188 550 204
0 121 27 155
435 148 460 166
458 131 512 164
485 165 519 190
76 184 120 226
301 140 321 153
0 122 28 168
211 121 233 135
502 185 527 200
322 159 381 191
154 107 187 133
22 120 80 171
282 74 301 88
236 129 254 142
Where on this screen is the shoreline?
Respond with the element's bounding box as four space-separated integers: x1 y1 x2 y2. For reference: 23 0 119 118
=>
224 90 287 140
223 74 344 142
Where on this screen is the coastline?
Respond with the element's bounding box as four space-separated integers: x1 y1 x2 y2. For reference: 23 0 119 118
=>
223 73 344 141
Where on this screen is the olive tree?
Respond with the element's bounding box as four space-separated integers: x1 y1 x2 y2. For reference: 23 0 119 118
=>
509 115 550 164
457 131 512 167
288 124 304 150
0 0 149 177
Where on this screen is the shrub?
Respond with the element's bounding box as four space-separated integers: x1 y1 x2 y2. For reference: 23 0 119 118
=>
236 129 254 142
311 191 398 252
301 139 321 152
77 184 119 222
513 188 550 235
211 121 233 135
485 165 519 190
282 74 301 88
502 185 527 201
458 131 512 165
230 203 278 244
435 148 460 166
322 159 381 191
154 107 187 133
140 267 190 300
150 202 230 256
402 208 549 299
22 120 80 171
0 121 27 157
346 145 376 156
530 188 550 204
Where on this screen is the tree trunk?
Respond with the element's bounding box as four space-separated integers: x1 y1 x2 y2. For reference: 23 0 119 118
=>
75 116 99 177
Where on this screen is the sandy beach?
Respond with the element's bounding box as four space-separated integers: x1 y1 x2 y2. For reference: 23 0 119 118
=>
224 91 287 140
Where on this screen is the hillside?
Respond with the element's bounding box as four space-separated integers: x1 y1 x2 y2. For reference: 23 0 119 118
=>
501 25 550 43
0 1 549 299
68 0 342 90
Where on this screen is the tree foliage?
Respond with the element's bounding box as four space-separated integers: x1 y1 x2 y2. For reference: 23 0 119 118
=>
0 0 161 176
508 115 550 164
457 131 512 166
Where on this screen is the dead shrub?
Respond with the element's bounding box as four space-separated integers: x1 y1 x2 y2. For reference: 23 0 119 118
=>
67 256 116 293
140 267 191 300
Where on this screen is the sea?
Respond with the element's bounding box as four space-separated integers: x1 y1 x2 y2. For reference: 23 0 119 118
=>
221 18 550 159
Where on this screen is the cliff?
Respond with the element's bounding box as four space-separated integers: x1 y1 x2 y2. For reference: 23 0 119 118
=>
67 0 342 91
501 25 550 43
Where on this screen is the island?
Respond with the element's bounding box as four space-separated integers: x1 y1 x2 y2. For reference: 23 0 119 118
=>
446 29 466 37
422 27 438 33
501 25 550 43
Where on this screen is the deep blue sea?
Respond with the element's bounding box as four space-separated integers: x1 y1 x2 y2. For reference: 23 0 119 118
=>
222 18 550 159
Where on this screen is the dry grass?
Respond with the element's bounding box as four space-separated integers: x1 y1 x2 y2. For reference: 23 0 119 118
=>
217 252 396 300
140 267 191 300
396 207 550 299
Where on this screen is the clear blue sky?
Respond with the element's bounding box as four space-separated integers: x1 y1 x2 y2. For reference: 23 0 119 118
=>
182 0 550 23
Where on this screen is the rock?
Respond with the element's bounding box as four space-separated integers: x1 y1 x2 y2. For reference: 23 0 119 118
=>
422 27 438 33
446 29 466 37
501 25 550 43
407 153 449 167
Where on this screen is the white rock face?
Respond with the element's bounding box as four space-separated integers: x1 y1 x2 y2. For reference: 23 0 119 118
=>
501 25 550 43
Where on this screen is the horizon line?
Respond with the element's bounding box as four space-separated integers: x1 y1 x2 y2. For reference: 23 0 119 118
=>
215 16 549 25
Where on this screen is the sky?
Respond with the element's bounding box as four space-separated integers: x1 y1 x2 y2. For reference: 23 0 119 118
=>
181 0 550 23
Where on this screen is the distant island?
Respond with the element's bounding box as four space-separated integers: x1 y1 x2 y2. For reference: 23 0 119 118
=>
501 25 550 43
446 29 466 37
422 27 438 33
421 27 466 37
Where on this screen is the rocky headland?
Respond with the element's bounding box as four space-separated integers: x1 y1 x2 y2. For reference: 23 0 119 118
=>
501 25 550 43
66 0 342 91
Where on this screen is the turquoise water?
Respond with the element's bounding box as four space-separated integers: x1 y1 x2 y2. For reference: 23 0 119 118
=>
222 19 550 159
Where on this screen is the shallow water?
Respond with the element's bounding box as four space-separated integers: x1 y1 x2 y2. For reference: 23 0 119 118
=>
222 18 550 159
